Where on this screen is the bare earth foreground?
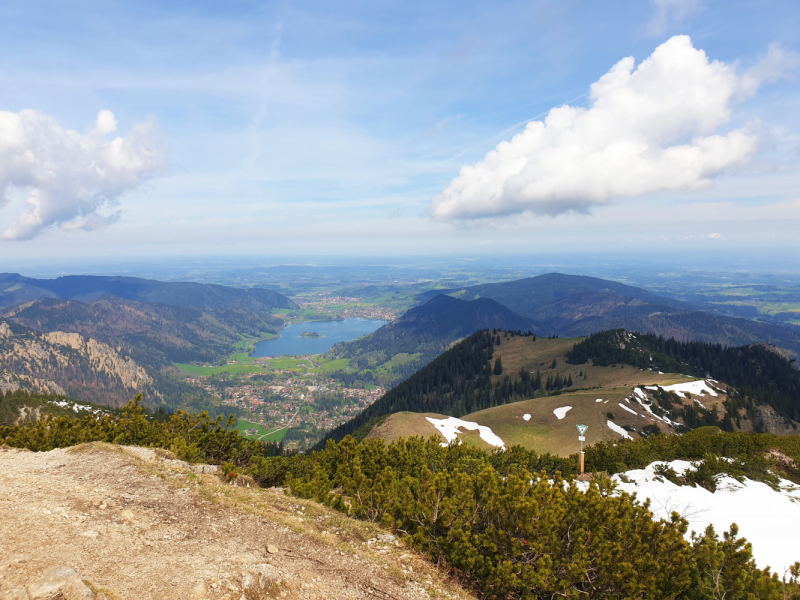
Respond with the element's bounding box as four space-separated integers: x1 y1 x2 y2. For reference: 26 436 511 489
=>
0 444 475 600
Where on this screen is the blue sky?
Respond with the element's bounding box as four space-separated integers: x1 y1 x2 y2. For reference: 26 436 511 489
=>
0 0 798 262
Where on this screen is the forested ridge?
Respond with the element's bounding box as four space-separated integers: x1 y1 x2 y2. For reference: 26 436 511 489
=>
326 294 535 386
567 330 800 422
319 329 562 447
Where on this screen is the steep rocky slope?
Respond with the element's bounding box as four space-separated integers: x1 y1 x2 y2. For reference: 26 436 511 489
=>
2 296 280 368
0 444 474 600
0 370 65 397
0 320 157 406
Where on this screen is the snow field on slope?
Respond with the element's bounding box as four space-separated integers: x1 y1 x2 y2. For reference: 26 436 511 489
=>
425 416 506 449
608 460 800 572
646 379 719 397
606 420 633 440
553 406 572 419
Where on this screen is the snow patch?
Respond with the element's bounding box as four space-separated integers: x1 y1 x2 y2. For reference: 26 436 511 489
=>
522 414 531 421
646 380 718 398
553 406 572 420
49 399 108 416
425 416 505 449
618 403 638 416
607 420 633 440
595 398 603 403
613 460 800 572
630 387 678 427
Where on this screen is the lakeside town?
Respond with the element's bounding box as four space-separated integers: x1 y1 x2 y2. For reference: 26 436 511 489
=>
184 370 385 449
274 294 400 322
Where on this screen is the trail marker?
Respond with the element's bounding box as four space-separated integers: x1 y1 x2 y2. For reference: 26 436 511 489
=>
577 424 588 475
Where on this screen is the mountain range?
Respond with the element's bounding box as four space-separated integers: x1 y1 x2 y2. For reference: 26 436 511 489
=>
0 273 298 410
0 273 295 312
415 273 800 356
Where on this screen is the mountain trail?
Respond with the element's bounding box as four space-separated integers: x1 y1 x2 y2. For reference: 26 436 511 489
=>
0 444 474 600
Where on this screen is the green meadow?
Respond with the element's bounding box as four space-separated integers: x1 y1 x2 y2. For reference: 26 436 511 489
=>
236 419 288 442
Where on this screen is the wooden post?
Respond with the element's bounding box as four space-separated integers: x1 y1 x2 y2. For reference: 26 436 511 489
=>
579 451 585 475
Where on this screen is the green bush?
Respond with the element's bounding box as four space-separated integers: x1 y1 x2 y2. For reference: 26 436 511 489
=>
3 395 799 599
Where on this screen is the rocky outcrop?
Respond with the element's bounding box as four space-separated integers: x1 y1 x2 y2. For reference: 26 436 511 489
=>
0 319 158 407
756 404 800 436
0 566 102 600
0 370 66 396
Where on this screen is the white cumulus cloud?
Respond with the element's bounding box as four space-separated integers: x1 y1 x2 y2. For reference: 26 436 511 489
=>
430 36 791 222
0 109 165 240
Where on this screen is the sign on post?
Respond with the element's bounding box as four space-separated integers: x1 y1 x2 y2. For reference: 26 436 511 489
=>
577 424 588 474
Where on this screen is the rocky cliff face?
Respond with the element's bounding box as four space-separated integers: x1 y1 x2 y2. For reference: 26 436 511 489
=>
0 369 66 396
0 319 158 407
756 403 800 436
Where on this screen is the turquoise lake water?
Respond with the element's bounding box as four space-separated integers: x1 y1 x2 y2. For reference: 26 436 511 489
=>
250 318 387 357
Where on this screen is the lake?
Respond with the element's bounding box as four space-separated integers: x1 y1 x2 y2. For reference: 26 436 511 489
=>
250 318 387 357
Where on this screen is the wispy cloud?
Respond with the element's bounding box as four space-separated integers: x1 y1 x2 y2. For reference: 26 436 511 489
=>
646 0 704 37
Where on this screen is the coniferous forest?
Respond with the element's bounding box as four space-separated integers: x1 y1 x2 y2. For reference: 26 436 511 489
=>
567 330 800 422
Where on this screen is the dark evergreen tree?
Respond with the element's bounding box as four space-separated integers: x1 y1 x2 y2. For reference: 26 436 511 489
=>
493 357 503 375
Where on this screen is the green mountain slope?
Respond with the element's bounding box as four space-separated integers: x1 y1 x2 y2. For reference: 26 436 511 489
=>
418 273 800 356
325 295 535 384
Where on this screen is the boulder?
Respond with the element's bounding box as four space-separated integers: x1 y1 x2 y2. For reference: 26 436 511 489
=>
61 578 95 600
26 567 81 599
22 567 95 600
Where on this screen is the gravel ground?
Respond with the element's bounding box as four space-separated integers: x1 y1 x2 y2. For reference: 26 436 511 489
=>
0 443 475 600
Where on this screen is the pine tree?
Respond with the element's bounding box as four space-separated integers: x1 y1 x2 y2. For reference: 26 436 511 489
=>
493 357 503 375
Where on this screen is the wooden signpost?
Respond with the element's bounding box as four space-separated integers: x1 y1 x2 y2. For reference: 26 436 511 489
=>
577 424 588 475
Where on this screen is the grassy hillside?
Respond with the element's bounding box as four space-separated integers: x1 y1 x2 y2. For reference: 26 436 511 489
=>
365 335 713 455
329 328 800 455
568 329 800 423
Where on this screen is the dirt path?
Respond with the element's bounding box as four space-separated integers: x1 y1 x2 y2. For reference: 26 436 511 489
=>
0 444 474 600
